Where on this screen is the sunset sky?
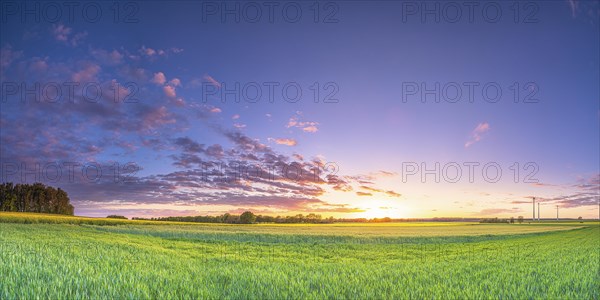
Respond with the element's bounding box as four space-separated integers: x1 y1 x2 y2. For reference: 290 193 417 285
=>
1 1 598 219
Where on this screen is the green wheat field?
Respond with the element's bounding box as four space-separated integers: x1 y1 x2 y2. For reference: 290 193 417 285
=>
0 212 598 299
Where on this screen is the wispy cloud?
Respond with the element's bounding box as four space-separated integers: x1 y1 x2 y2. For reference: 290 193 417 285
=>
385 190 401 197
269 138 298 146
139 46 184 58
203 74 221 88
568 0 578 17
360 185 401 198
465 122 490 148
286 111 319 133
372 170 398 177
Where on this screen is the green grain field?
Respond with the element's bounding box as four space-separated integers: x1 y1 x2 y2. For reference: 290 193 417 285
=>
0 212 598 299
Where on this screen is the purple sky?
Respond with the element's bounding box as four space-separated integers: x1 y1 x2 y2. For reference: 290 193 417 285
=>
1 1 598 219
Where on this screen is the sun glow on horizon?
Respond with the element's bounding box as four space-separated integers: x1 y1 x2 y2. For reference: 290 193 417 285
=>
357 201 410 219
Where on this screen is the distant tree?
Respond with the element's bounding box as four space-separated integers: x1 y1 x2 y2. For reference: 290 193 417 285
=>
224 214 238 224
256 215 276 223
221 213 231 223
517 216 524 224
578 216 583 223
510 217 515 224
239 211 256 224
306 213 321 223
107 215 128 219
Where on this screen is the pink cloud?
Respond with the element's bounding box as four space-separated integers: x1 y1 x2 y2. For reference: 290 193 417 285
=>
163 85 177 98
286 112 319 133
154 73 181 98
171 98 186 107
0 45 22 70
232 114 240 120
141 46 156 57
72 63 100 82
169 78 181 87
52 24 86 46
139 46 184 58
465 122 490 148
210 107 222 113
109 50 123 64
287 118 297 128
52 24 71 42
29 57 48 72
269 138 297 146
141 106 176 130
302 125 318 133
107 79 134 102
152 72 166 85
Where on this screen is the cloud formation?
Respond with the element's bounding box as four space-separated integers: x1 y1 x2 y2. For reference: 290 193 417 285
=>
287 112 319 133
52 24 87 46
0 25 399 218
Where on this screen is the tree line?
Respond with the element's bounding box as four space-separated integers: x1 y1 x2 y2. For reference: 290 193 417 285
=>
0 182 74 215
134 212 336 224
480 216 525 224
133 214 484 224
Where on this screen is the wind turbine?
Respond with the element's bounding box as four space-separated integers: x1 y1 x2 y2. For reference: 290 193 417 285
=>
538 202 540 221
556 205 559 221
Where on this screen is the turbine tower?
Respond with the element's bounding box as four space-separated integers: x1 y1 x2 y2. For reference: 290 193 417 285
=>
538 202 540 221
532 197 536 221
556 205 559 221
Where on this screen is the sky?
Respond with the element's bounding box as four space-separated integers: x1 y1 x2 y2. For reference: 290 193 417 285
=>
0 0 598 219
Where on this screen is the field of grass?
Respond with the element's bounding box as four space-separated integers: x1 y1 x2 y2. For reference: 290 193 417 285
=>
0 212 598 299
